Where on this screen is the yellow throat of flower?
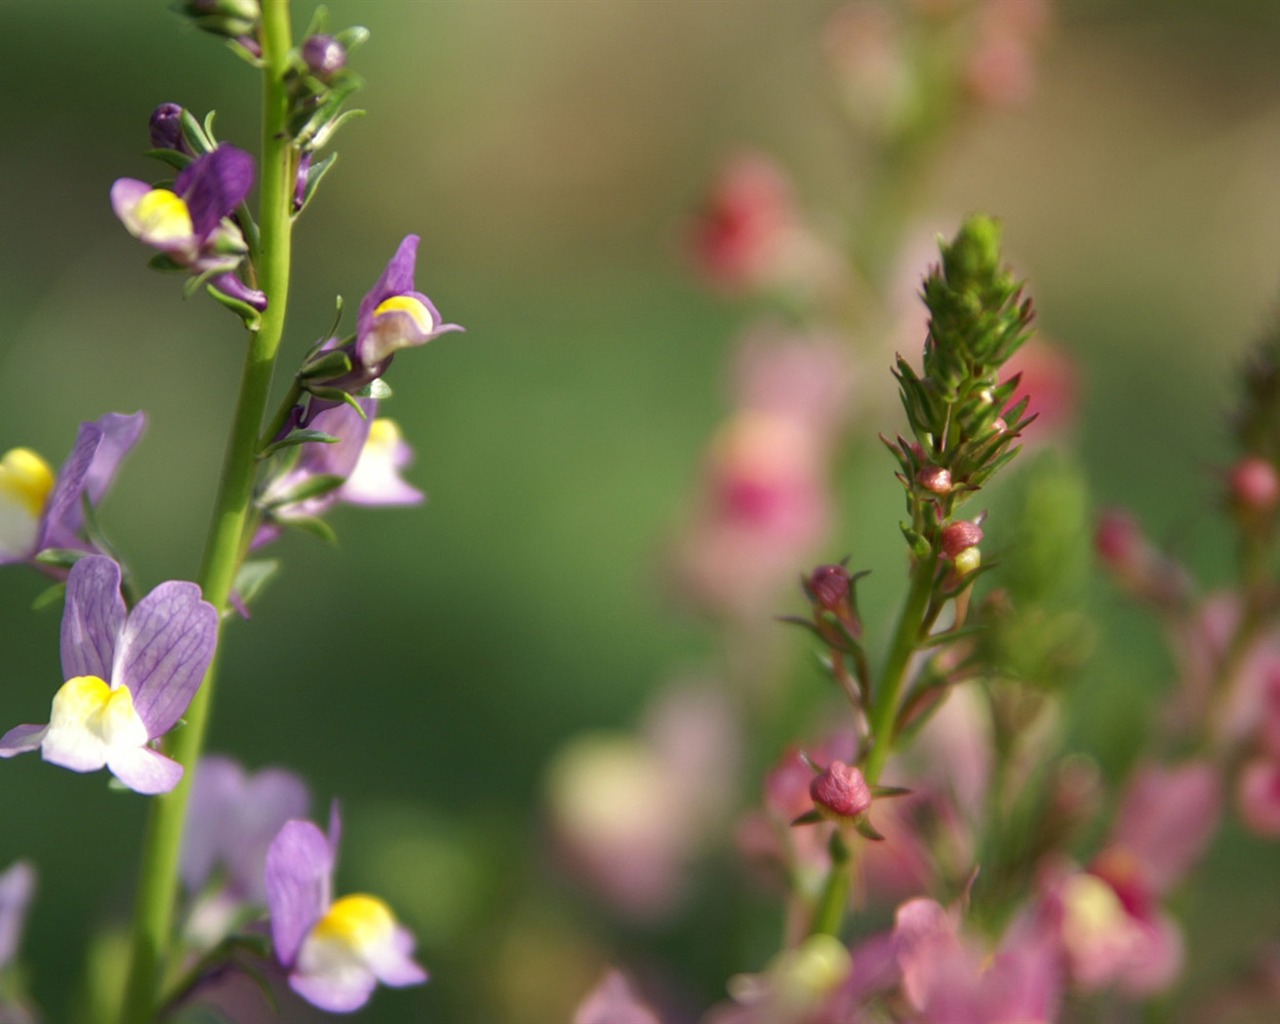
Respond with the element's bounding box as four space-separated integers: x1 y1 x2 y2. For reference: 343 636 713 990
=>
134 189 194 242
0 447 54 517
372 295 433 333
312 894 397 951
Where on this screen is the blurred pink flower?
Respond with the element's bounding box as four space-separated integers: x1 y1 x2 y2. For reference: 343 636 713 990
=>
688 153 797 293
893 896 1063 1023
1238 758 1280 836
572 969 660 1024
964 0 1053 109
999 337 1079 447
545 682 738 920
673 332 854 618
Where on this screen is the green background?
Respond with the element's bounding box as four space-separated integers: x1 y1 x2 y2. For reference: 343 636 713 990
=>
1 1 1279 1021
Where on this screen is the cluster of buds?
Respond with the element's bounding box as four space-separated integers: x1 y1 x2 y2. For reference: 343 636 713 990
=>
178 0 262 59
285 9 369 160
885 216 1035 587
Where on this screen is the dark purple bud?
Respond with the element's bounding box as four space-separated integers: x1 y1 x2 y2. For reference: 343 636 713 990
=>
149 103 188 152
941 519 983 558
302 34 347 80
809 760 872 822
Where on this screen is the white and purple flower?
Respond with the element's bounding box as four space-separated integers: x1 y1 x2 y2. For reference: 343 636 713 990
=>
265 812 427 1013
111 145 254 273
256 399 422 548
0 411 145 568
0 556 217 794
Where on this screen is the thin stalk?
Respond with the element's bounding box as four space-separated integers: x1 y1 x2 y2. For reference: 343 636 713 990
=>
809 831 851 937
116 3 295 1020
864 550 937 785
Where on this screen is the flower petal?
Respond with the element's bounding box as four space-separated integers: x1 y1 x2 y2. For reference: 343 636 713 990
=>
289 965 377 1014
266 820 334 968
0 860 36 971
356 235 420 342
176 145 255 240
42 411 146 553
60 555 127 681
113 580 217 738
107 745 184 795
0 724 47 758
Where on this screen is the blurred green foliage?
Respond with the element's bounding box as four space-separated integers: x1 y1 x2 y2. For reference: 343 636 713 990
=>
2 1 1280 1020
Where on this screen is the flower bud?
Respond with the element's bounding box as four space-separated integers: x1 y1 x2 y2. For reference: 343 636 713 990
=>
807 563 850 612
941 519 983 558
809 760 872 823
148 103 188 152
302 34 347 80
916 464 952 495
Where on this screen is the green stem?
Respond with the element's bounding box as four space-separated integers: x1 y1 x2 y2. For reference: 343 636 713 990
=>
864 550 937 785
116 4 295 1021
809 831 851 937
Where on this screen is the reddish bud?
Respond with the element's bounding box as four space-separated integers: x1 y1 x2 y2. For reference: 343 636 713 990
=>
1229 456 1280 511
917 464 952 495
809 760 872 822
808 563 850 611
941 519 984 558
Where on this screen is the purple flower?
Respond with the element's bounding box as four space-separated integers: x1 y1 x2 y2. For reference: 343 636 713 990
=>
265 813 427 1013
0 411 145 567
256 400 422 547
301 34 347 80
350 235 460 373
0 556 217 794
149 102 189 153
111 145 254 273
182 755 311 903
0 861 35 972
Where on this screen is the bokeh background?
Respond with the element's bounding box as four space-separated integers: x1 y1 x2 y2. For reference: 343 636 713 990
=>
2 1 1280 1021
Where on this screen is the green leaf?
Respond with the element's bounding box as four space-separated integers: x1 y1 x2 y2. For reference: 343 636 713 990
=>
281 514 339 544
265 473 344 508
31 581 67 612
258 429 339 459
232 558 280 611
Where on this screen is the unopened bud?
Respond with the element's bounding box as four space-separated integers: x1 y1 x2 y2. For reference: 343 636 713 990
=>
1229 456 1280 511
148 103 187 152
809 760 872 822
941 519 983 558
807 563 850 612
917 464 952 495
302 34 347 80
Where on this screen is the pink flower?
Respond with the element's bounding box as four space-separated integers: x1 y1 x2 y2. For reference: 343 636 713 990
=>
572 969 660 1024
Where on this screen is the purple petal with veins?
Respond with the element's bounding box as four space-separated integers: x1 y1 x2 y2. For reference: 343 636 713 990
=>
60 555 127 681
266 820 334 968
113 580 217 737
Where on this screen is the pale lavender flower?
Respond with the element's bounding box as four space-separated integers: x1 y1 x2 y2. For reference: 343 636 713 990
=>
112 145 254 273
0 556 217 794
355 235 461 370
0 411 145 567
304 237 460 398
182 755 310 902
265 813 427 1013
0 861 35 972
256 399 422 547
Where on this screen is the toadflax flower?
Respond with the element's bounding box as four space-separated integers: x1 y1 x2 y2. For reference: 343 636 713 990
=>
256 399 423 547
111 144 254 273
301 236 461 397
266 813 427 1013
0 411 145 568
0 555 217 794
